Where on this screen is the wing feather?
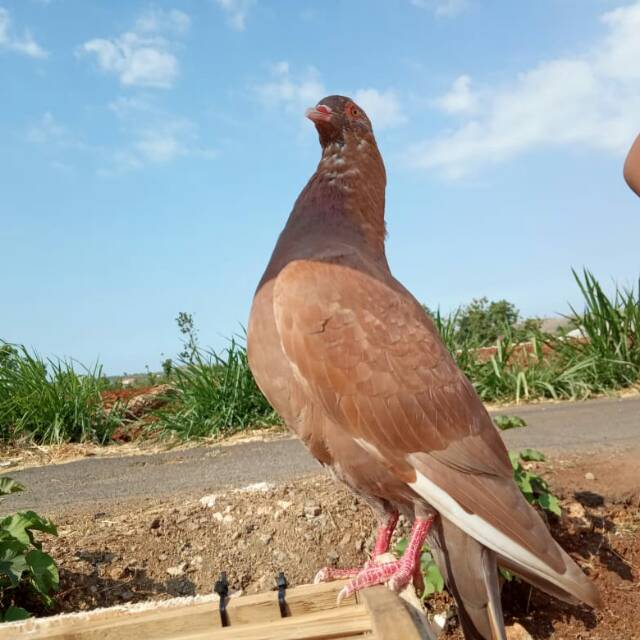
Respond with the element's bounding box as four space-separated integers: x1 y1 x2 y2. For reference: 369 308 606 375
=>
272 258 511 478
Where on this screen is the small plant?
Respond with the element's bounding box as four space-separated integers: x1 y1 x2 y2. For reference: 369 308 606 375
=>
176 312 199 364
161 358 174 380
494 415 527 431
509 449 561 516
155 316 280 439
496 415 561 517
393 537 444 599
0 479 59 622
144 365 158 387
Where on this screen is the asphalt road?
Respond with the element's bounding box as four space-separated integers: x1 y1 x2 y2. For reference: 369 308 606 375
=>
1 396 638 515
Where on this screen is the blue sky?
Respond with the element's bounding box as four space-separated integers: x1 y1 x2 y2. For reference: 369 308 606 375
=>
1 0 639 375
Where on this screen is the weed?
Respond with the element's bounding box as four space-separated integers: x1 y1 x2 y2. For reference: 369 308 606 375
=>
155 327 280 439
0 480 59 621
393 537 444 599
494 415 527 430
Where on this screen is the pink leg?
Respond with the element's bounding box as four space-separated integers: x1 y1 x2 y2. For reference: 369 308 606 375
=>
314 511 399 584
337 517 434 603
371 511 399 559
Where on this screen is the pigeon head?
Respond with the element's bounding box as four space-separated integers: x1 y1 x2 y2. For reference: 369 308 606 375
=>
306 95 373 147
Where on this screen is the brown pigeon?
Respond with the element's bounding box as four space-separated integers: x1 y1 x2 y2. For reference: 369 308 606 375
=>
247 95 600 639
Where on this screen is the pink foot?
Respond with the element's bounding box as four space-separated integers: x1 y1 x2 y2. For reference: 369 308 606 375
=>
336 517 434 604
313 567 360 584
314 511 399 586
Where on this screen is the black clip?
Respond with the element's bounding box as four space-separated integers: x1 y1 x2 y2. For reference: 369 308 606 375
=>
276 571 288 618
213 571 229 627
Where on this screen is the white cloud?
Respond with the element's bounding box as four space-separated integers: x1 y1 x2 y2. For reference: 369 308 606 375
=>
136 8 191 35
353 89 407 130
102 98 216 174
256 64 407 131
26 113 89 172
0 7 48 58
409 2 640 179
256 62 326 112
134 119 195 163
216 0 256 31
27 112 66 143
79 9 189 89
411 0 469 18
81 34 178 88
433 75 476 114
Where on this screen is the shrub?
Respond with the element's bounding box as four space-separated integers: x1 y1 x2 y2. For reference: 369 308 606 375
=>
457 297 520 346
0 479 59 622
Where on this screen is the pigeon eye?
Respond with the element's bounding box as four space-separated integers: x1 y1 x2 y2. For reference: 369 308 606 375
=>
349 105 360 118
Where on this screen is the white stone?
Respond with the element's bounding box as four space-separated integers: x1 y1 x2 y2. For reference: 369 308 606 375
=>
236 482 274 493
199 494 218 508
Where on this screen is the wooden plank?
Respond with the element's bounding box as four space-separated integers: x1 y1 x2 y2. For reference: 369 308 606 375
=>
180 605 371 640
358 587 434 640
1 581 350 640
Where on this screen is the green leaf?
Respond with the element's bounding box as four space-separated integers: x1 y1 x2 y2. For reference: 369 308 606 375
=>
393 537 408 556
0 512 57 548
0 478 24 496
494 415 527 431
499 567 515 582
530 475 550 493
514 469 534 495
0 539 29 587
422 561 445 597
537 492 562 516
26 549 59 600
519 449 546 462
420 549 435 574
508 451 521 470
3 606 31 622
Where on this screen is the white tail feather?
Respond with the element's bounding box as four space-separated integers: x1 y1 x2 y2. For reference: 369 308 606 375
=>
408 468 573 598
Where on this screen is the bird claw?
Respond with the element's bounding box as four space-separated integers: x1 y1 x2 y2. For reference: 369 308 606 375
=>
313 568 330 584
332 559 415 604
314 566 361 584
336 585 351 605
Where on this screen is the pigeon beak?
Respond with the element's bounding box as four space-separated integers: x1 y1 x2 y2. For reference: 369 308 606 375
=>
305 104 333 125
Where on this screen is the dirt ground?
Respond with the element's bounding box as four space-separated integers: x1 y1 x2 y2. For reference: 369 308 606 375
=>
28 448 639 639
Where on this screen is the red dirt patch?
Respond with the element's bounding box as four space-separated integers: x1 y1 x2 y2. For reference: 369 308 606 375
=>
100 386 157 411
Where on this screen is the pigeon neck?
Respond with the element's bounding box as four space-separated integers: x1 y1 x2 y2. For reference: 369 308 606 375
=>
296 134 387 255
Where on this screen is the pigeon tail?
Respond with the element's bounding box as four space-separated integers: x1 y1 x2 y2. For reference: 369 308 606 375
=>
408 464 601 609
428 517 506 640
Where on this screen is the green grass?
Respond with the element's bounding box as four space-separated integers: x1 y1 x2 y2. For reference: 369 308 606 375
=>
0 344 122 444
154 336 280 439
436 270 640 403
